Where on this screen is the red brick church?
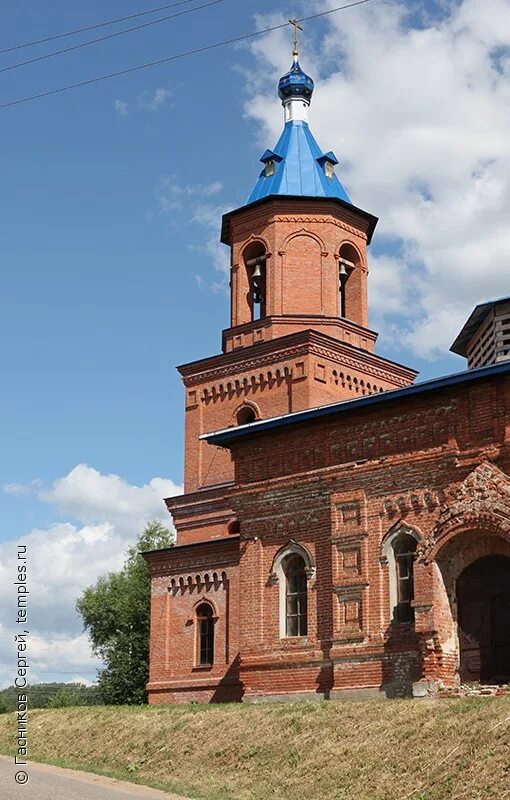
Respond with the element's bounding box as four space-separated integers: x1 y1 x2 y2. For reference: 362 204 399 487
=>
144 45 510 702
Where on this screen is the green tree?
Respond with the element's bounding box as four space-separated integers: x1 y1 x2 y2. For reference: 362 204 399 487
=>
0 694 8 714
47 687 76 708
77 521 173 705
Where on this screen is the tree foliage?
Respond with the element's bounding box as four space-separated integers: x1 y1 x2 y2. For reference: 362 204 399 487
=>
0 683 101 712
76 520 173 705
47 687 82 709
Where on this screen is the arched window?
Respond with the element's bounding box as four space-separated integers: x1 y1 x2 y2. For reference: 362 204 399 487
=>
196 603 214 666
382 526 420 626
394 534 418 624
283 555 308 637
236 405 257 426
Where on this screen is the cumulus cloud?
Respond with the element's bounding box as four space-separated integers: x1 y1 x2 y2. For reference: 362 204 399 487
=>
0 465 182 687
38 464 181 530
243 0 510 358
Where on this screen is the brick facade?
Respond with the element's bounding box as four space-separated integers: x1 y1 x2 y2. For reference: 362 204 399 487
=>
145 361 510 701
144 118 510 704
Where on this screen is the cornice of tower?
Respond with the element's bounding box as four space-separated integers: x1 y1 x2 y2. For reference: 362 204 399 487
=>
222 195 378 246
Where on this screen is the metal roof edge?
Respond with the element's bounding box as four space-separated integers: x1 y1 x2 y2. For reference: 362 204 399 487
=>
141 534 240 558
450 295 510 356
202 359 510 447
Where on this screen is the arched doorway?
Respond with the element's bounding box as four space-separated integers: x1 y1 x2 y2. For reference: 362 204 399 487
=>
457 555 510 683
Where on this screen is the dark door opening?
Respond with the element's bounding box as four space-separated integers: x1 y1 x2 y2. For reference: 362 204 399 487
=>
457 555 510 684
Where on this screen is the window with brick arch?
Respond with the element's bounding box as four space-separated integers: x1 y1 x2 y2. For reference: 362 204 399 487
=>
237 405 257 426
196 603 214 666
394 534 418 624
284 555 308 637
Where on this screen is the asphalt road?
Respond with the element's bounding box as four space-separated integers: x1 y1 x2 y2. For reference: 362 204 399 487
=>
0 756 190 800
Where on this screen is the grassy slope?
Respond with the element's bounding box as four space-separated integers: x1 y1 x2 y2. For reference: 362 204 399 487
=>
0 699 509 800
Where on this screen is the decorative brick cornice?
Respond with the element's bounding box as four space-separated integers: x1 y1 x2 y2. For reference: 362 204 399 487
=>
333 582 369 596
178 328 416 393
192 351 303 388
149 550 239 577
332 534 368 548
272 215 368 243
309 342 414 384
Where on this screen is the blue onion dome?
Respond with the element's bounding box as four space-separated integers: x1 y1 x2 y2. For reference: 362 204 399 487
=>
278 57 314 102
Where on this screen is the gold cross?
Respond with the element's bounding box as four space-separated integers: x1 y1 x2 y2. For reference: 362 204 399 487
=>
288 18 303 58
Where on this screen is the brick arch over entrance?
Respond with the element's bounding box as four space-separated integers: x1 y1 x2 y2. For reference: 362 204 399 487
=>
411 463 510 687
424 461 510 564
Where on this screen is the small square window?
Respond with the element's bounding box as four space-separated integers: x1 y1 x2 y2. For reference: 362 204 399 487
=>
265 160 275 178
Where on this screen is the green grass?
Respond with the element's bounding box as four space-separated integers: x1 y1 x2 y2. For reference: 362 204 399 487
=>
1 698 509 799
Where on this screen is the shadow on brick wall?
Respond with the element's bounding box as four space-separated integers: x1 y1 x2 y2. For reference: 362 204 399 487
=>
211 655 244 703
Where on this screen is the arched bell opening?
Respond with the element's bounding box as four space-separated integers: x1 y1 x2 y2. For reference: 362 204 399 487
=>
243 241 268 322
338 242 363 323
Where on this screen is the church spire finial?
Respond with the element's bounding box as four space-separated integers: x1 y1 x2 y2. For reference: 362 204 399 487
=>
278 22 314 123
288 18 303 61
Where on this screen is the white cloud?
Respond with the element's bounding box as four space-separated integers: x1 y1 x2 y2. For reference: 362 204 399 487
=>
3 483 30 495
189 202 232 280
38 463 181 529
3 479 40 495
0 465 182 687
154 177 231 282
157 178 224 213
115 87 172 116
244 0 510 359
114 99 128 116
138 87 172 112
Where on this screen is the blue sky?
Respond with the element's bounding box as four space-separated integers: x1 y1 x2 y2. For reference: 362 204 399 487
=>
1 0 509 684
0 0 464 536
0 0 280 538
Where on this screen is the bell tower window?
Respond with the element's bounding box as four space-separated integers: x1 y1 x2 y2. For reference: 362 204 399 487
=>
324 160 335 179
243 242 268 322
338 244 361 321
339 257 354 318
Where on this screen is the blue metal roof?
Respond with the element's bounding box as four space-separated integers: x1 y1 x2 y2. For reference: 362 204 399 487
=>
247 120 352 205
202 359 510 447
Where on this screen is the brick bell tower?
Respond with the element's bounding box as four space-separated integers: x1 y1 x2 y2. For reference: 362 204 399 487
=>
168 47 417 543
145 37 420 705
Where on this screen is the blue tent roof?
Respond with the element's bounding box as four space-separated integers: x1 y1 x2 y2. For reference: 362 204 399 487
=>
247 120 352 205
